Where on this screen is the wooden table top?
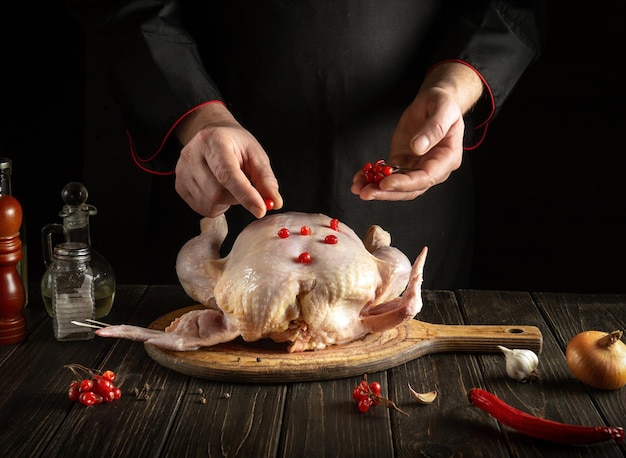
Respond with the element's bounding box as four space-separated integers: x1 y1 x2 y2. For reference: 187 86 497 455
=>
1 285 624 457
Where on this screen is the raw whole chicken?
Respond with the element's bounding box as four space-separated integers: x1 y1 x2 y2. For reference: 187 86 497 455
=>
97 212 427 352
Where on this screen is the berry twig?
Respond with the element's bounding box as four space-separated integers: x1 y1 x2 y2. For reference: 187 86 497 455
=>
352 374 408 416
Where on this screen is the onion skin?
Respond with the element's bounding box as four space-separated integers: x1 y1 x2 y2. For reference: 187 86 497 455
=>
566 330 626 390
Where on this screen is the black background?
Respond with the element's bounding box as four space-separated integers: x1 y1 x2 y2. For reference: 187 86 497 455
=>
2 2 625 293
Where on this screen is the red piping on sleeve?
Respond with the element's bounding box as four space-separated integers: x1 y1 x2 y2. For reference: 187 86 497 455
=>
129 100 226 176
426 59 495 151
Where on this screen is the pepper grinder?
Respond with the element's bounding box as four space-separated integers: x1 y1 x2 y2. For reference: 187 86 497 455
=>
0 194 26 344
0 157 28 306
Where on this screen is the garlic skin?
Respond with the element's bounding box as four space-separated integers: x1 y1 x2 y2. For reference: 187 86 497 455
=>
497 345 539 382
408 383 437 404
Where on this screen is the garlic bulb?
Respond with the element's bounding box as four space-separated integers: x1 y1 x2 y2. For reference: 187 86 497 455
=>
497 345 539 382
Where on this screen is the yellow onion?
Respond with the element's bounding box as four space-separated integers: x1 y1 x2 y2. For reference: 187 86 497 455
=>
566 330 626 390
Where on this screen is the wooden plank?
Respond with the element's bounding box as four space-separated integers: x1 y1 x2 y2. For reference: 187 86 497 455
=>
128 286 287 456
0 284 47 366
459 290 622 457
390 290 510 457
44 340 190 456
279 374 395 457
1 284 288 457
0 285 148 457
161 380 286 457
534 292 626 452
2 286 623 457
533 292 626 352
40 285 196 456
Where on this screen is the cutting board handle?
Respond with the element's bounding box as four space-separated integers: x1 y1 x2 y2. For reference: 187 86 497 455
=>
412 321 543 354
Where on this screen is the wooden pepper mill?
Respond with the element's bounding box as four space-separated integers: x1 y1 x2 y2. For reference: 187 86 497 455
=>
0 194 26 344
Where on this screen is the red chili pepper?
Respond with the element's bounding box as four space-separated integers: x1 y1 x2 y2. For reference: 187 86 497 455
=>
468 388 624 446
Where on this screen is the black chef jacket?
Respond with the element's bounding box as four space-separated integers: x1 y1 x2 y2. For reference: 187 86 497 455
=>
69 0 543 288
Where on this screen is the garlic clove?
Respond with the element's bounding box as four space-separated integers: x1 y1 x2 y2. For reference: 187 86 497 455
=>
408 383 437 404
497 345 539 382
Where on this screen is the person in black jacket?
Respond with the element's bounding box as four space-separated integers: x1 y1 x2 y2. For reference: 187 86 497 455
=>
68 1 543 289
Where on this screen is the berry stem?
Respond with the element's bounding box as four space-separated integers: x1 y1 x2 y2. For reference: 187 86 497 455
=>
371 394 409 416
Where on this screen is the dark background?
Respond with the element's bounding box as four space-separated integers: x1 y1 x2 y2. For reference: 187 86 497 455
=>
2 2 625 293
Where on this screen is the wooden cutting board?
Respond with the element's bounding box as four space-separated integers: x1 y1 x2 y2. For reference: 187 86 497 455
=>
144 305 542 383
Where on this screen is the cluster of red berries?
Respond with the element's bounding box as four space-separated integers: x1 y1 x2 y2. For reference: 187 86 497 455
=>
362 160 394 184
352 376 382 413
66 364 122 407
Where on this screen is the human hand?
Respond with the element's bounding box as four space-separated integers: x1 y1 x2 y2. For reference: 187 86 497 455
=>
351 62 483 201
174 102 283 218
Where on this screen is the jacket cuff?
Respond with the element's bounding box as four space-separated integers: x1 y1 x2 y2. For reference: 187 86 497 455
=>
426 59 495 151
129 100 226 175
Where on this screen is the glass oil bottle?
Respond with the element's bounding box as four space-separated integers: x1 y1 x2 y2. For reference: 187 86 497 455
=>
41 182 115 318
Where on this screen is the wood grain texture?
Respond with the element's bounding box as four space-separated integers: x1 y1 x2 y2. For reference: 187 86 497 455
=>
162 380 286 457
1 286 624 457
144 304 542 383
459 290 624 457
391 290 509 457
534 292 626 453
